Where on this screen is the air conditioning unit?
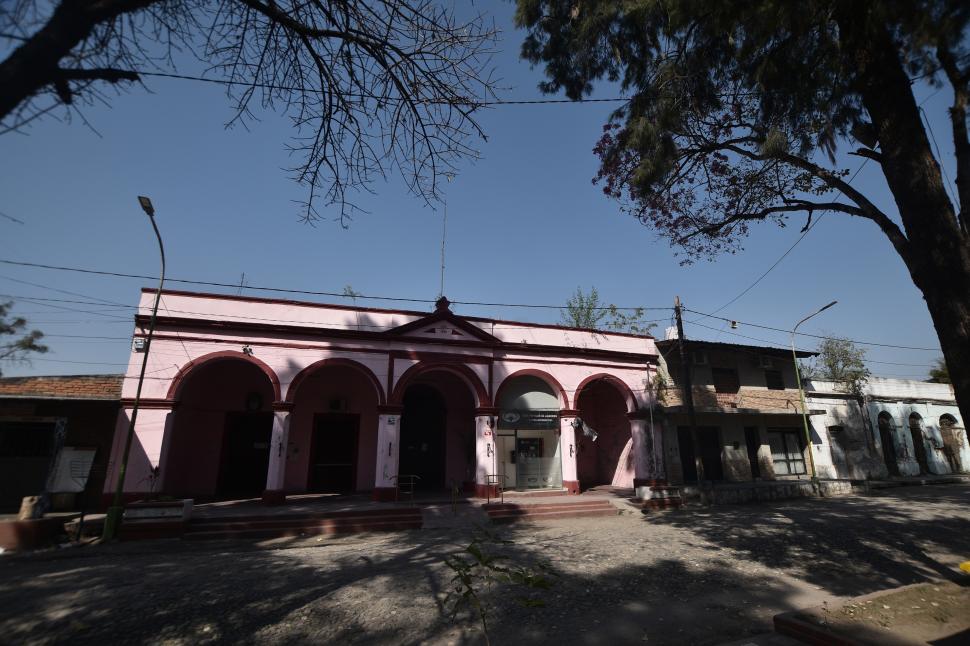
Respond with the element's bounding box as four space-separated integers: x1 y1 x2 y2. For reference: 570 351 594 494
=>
692 351 708 366
760 356 774 369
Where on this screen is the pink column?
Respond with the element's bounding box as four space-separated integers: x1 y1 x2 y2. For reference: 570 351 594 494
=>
372 407 402 501
103 406 173 506
631 415 667 488
560 413 579 494
262 408 290 505
473 412 497 498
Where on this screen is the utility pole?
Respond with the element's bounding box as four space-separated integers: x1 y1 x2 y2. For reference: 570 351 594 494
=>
674 297 705 490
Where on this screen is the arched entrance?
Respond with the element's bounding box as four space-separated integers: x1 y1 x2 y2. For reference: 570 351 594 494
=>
877 412 900 477
398 370 476 491
575 377 635 490
495 373 564 491
286 360 382 493
909 413 930 474
940 414 963 473
165 355 277 500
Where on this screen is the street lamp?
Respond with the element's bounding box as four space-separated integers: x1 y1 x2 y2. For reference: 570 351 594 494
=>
103 196 166 540
791 300 837 483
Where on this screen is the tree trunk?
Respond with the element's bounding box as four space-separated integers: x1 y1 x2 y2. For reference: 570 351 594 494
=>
836 8 970 432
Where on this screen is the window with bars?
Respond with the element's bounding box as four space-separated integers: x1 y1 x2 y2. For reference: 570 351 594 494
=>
764 369 785 390
768 429 806 475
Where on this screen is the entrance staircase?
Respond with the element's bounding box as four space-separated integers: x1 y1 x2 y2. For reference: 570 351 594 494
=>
482 498 618 524
183 507 423 541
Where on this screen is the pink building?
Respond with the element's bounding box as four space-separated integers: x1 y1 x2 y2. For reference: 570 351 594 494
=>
105 290 662 504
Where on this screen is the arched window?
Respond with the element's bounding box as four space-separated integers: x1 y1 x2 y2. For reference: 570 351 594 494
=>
877 412 899 477
908 412 930 473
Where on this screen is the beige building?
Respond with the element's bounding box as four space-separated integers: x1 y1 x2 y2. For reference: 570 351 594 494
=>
655 339 820 485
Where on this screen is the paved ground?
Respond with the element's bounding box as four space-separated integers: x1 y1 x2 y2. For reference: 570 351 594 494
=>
2 485 969 645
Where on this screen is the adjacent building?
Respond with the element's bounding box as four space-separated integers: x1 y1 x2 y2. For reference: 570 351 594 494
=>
0 374 121 512
655 338 821 486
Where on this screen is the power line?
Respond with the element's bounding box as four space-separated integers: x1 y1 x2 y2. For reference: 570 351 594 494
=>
698 159 870 318
0 210 25 225
0 258 669 311
137 70 630 106
684 307 940 352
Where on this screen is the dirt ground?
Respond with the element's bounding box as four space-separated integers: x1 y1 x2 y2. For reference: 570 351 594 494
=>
797 581 970 644
1 484 969 645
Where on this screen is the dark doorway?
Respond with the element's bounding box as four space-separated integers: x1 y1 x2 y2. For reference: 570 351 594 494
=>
218 412 273 498
677 427 698 482
0 421 58 512
697 427 724 481
744 427 761 479
878 414 900 477
309 414 359 492
909 414 930 474
400 384 446 489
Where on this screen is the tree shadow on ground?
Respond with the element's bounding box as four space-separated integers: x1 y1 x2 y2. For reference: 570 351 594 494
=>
644 484 970 599
1 521 810 646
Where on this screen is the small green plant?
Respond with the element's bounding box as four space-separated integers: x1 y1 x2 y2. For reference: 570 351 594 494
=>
443 527 555 644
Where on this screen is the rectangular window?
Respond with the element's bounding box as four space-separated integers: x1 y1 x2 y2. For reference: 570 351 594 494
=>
767 429 806 475
712 368 740 394
765 369 785 390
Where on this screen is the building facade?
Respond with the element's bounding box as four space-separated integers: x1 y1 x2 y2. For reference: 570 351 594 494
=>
807 378 969 479
104 290 663 504
656 339 821 485
0 375 121 512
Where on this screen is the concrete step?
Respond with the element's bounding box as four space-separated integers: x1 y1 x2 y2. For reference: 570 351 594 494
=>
482 500 613 513
185 519 422 541
185 512 421 533
483 500 618 523
487 507 618 524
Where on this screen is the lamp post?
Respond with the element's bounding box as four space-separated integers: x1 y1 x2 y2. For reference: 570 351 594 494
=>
791 300 837 483
103 196 166 540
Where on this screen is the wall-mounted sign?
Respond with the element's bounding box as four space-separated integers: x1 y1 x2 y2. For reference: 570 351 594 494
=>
498 409 558 430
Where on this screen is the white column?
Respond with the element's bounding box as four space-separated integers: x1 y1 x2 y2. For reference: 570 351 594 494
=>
373 411 401 500
560 415 579 493
264 410 290 497
474 414 496 497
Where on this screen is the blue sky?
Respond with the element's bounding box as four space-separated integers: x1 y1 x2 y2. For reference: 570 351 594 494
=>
0 5 952 380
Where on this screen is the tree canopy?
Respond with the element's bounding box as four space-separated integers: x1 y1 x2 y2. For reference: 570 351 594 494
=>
560 286 655 334
517 0 970 428
1 1 498 222
0 301 47 376
802 336 870 396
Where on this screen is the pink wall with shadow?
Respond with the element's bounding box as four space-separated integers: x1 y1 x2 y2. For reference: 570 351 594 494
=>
165 359 275 497
576 380 634 488
286 366 380 492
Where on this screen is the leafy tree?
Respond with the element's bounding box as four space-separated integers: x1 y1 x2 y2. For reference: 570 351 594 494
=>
802 336 871 396
0 301 47 376
929 357 951 383
1 1 497 222
560 286 608 329
560 286 655 333
516 0 970 429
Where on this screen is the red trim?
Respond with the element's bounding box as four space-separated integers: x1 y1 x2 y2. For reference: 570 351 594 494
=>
390 350 492 364
386 354 394 403
575 373 638 413
498 356 650 370
474 483 499 498
142 288 656 339
390 361 491 407
494 369 570 410
139 316 656 362
475 407 499 416
563 480 580 494
121 398 176 409
376 405 404 414
372 487 397 502
272 401 293 412
261 489 287 506
165 350 282 401
284 357 385 405
386 306 500 344
558 409 580 418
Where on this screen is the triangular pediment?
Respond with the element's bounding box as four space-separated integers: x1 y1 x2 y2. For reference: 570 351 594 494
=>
385 297 499 344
